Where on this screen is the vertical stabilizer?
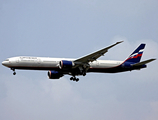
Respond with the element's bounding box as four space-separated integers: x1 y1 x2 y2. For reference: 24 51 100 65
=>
125 44 145 63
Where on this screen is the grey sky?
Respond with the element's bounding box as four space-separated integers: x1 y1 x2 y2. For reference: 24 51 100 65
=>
0 0 158 120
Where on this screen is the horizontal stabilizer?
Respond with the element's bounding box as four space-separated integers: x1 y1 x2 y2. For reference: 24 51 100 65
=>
132 59 156 66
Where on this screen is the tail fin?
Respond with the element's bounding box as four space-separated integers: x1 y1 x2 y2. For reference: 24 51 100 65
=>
125 44 145 63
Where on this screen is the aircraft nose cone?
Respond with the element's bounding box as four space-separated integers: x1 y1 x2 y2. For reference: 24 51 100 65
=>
2 61 9 66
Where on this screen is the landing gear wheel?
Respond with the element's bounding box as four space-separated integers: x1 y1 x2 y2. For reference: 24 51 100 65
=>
73 77 76 81
76 78 79 82
13 72 16 75
83 73 86 76
70 77 79 82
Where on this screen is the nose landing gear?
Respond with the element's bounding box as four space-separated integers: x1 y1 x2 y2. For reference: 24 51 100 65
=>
11 68 16 75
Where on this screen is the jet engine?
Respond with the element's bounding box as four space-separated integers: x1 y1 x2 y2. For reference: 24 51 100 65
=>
48 70 63 79
59 60 74 69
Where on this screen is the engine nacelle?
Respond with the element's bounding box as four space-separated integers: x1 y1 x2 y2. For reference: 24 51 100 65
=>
48 70 63 79
59 60 74 69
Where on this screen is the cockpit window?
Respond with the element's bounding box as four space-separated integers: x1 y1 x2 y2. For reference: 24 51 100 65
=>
5 59 9 61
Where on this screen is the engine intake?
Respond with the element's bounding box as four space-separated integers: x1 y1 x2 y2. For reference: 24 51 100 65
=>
48 70 63 79
59 60 74 69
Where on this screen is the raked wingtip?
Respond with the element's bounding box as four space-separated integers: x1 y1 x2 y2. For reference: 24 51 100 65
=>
116 41 124 44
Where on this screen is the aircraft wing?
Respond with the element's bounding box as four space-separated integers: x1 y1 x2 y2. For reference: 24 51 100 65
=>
131 58 156 66
73 41 123 66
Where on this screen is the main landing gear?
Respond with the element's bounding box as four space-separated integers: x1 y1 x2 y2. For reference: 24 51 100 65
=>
11 68 16 75
70 77 79 82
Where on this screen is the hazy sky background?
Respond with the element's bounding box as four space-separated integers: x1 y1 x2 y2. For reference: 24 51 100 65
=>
0 0 158 120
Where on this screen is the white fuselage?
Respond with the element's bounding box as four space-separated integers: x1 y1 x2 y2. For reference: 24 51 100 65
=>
2 56 123 71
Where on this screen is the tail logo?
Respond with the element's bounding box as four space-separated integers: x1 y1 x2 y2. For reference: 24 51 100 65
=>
125 43 145 63
129 49 144 59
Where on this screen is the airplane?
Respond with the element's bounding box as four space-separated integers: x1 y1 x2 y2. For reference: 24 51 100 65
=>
2 41 156 82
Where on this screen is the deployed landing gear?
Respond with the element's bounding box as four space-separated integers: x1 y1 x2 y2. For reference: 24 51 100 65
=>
70 77 79 82
83 72 86 76
11 68 16 75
